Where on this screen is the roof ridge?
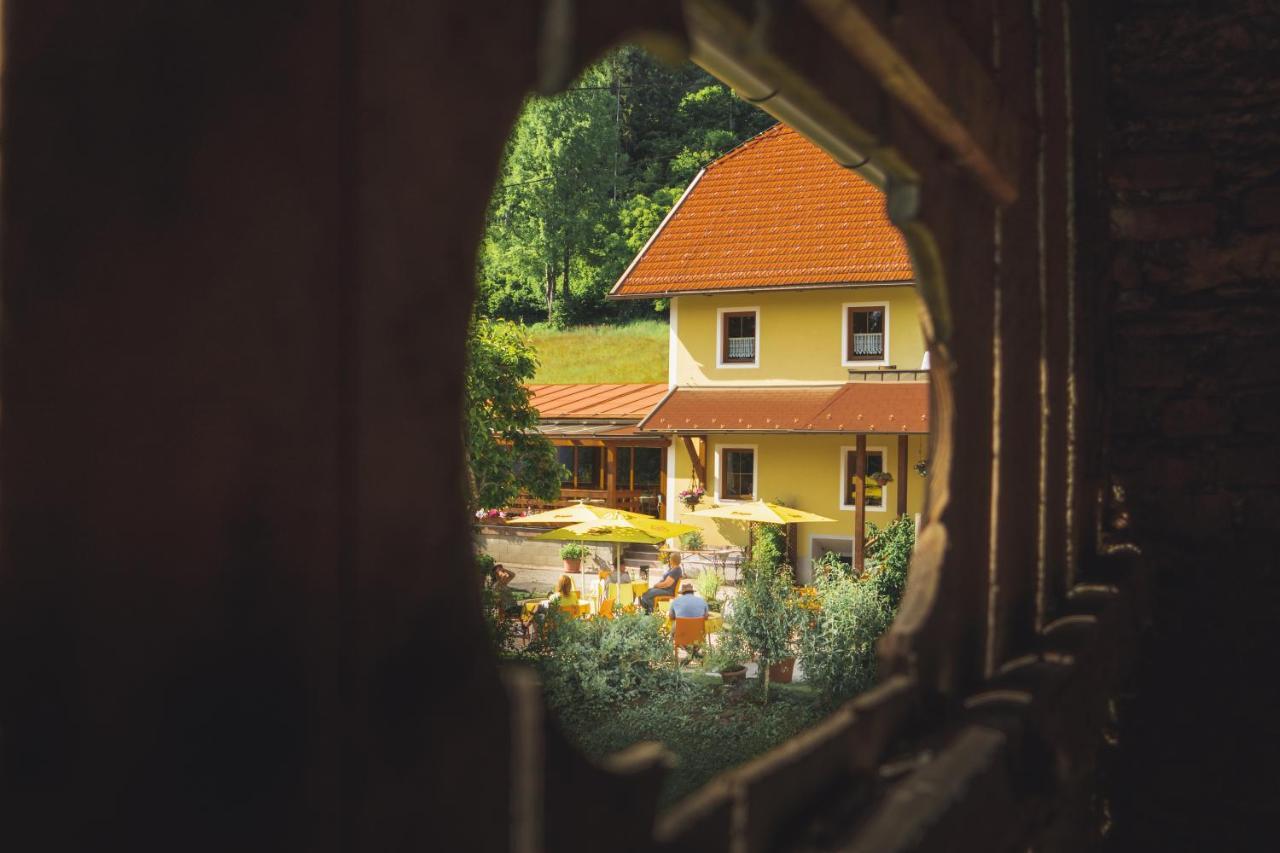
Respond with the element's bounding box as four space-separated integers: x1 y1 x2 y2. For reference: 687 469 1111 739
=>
703 121 788 172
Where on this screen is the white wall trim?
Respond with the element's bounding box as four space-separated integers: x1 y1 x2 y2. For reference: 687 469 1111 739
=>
841 300 892 368
838 443 889 513
714 443 759 503
715 306 761 369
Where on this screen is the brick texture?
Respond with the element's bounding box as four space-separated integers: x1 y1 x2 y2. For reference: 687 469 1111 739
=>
1104 2 1280 849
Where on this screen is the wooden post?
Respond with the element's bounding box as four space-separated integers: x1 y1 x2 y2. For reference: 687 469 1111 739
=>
605 445 618 509
897 434 909 518
680 434 707 487
854 434 867 573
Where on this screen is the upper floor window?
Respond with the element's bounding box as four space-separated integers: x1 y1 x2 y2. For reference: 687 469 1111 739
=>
719 446 756 501
844 303 888 365
718 308 759 367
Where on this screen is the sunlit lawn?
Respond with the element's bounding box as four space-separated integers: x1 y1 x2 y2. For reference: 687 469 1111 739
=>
530 320 668 384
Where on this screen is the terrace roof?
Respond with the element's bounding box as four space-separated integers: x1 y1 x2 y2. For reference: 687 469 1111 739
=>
637 382 928 434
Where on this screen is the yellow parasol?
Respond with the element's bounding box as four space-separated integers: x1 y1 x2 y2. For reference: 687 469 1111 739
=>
533 513 699 603
508 501 655 526
686 500 835 565
686 500 835 525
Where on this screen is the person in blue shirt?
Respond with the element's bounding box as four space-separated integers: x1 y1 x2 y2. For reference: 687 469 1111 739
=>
668 581 709 619
639 555 683 614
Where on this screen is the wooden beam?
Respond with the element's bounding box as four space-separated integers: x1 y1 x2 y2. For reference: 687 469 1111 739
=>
605 445 618 509
854 434 867 573
681 435 707 487
801 0 1023 205
897 434 909 517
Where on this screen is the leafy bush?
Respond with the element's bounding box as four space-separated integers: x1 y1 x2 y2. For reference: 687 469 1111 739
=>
680 530 705 551
811 550 850 582
865 515 916 608
691 566 723 608
538 612 673 715
725 561 801 701
797 571 895 704
476 551 497 578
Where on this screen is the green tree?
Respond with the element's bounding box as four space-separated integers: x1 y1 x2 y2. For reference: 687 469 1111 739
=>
465 317 562 510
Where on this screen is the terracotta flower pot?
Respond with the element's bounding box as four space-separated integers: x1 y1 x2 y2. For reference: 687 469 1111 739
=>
767 657 795 684
563 558 581 573
718 665 747 685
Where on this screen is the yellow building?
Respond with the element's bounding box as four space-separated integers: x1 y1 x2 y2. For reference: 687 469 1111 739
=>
610 124 928 580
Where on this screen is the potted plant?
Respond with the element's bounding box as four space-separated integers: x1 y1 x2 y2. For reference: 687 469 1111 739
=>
915 458 929 478
867 471 894 487
559 542 590 573
705 639 747 686
724 556 801 702
679 530 705 551
677 485 705 510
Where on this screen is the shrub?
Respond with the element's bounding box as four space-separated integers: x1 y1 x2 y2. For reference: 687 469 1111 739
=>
691 566 722 608
538 612 672 715
724 561 800 702
680 530 705 551
797 571 895 704
811 550 850 582
865 515 915 608
476 551 497 578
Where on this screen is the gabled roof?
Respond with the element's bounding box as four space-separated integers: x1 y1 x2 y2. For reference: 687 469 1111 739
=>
527 383 669 420
610 123 913 299
637 382 928 434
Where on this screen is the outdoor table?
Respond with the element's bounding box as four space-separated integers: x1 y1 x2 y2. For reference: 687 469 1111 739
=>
630 580 648 598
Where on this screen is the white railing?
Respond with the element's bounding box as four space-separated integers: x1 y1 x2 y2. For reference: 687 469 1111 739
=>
852 332 883 356
727 336 755 360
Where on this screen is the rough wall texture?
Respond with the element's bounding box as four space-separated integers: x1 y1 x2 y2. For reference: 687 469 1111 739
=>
1105 1 1280 848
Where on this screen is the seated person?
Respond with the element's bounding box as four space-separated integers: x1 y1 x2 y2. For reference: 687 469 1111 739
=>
668 580 709 619
639 556 682 614
488 563 519 615
547 574 577 605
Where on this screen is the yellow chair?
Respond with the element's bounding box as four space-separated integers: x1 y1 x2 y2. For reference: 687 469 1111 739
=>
672 616 708 667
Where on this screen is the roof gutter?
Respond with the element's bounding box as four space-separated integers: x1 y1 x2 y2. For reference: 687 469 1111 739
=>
635 385 679 432
609 278 916 301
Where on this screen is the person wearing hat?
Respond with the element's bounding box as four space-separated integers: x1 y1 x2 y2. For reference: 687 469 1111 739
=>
668 579 709 619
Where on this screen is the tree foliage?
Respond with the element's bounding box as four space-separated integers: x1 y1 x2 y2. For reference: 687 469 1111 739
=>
464 317 562 510
478 46 775 325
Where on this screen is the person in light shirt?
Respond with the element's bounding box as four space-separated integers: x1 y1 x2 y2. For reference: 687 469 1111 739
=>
668 581 709 619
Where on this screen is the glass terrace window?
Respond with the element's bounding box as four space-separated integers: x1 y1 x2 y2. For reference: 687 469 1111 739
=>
615 446 662 490
556 445 604 490
847 306 886 361
721 310 757 364
720 448 756 501
843 449 885 509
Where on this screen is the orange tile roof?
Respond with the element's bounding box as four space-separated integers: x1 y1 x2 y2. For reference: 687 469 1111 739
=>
637 383 928 434
527 383 669 420
611 123 913 298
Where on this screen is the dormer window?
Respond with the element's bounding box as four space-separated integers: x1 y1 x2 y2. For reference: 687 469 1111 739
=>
843 303 889 365
717 307 759 368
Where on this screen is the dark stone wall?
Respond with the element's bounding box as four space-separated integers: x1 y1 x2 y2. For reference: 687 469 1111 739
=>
1104 2 1280 847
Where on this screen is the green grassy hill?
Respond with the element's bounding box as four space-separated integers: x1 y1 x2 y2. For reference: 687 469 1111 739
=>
529 320 668 384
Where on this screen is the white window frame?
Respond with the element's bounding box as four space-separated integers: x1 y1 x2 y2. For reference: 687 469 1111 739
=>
715 444 758 503
841 301 891 368
838 444 889 513
716 306 760 369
